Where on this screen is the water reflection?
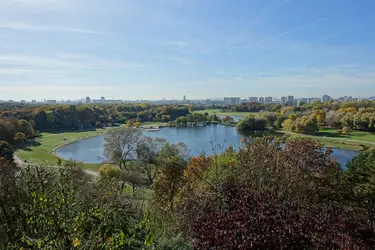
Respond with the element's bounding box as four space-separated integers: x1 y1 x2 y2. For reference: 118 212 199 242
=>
56 125 358 168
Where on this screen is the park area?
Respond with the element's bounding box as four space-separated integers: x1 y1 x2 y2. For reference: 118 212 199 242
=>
193 109 265 117
280 128 375 151
15 129 108 170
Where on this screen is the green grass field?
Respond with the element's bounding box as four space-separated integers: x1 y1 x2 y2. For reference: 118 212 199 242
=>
16 129 109 170
194 109 265 117
279 128 375 151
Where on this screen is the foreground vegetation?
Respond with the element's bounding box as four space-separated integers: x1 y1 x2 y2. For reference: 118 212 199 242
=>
2 135 375 249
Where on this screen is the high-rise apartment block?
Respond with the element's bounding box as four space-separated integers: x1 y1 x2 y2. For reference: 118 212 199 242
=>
223 97 240 106
265 97 273 105
249 97 258 102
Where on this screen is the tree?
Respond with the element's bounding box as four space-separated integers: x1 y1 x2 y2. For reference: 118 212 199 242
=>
153 157 186 213
121 170 145 197
136 137 166 182
0 120 16 144
176 138 373 249
82 120 90 129
0 162 149 249
126 120 134 128
104 128 144 169
17 119 34 138
34 110 48 130
0 141 14 163
343 149 375 232
14 132 26 145
236 115 266 130
222 115 234 124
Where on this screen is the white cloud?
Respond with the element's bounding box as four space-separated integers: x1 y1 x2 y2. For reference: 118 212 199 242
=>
0 68 65 75
0 22 106 34
0 54 147 71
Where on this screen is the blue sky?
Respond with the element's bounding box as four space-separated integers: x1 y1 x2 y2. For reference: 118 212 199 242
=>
0 0 374 101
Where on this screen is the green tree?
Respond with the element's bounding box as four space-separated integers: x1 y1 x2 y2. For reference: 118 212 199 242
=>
236 115 266 130
83 120 90 129
17 119 34 138
137 137 166 182
343 149 375 232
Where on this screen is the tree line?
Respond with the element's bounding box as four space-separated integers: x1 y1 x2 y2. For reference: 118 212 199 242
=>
0 103 191 145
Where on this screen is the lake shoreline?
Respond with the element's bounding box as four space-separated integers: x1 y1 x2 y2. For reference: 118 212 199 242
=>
56 125 359 167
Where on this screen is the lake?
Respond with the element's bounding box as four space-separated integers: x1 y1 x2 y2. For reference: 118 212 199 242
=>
56 125 359 167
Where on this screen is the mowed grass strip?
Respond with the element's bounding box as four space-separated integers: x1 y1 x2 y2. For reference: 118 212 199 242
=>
193 109 266 117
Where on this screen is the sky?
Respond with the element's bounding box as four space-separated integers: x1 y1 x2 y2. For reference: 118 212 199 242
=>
0 0 375 101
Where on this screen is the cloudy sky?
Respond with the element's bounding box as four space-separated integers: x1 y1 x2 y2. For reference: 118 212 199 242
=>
0 0 374 101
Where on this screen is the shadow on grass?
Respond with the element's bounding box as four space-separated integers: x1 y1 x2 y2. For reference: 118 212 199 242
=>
41 128 100 135
16 140 42 152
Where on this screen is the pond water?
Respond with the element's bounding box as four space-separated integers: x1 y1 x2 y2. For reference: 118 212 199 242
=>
56 125 359 167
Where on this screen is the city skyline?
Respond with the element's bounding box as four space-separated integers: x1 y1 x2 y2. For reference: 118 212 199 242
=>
1 0 375 100
1 94 370 104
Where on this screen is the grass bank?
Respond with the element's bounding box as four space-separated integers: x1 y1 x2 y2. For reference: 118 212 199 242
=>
193 109 266 117
279 128 375 151
16 129 109 171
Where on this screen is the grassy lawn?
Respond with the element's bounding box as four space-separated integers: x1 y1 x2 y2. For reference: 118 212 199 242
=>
16 129 109 170
194 109 265 117
143 121 167 126
279 128 375 151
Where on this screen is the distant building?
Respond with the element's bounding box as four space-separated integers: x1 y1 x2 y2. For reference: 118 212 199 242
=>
322 95 331 103
287 95 294 103
8 100 14 103
209 100 224 105
20 100 26 103
249 97 258 103
31 100 36 104
46 100 57 104
101 97 105 101
86 97 91 104
281 96 287 105
258 97 265 103
223 97 240 106
265 97 273 105
183 95 186 101
296 99 307 107
92 98 123 104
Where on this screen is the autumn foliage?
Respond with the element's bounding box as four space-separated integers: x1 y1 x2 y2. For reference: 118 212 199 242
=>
151 137 375 249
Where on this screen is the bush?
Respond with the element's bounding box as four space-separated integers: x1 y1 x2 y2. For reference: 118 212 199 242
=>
95 121 103 128
99 163 121 179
